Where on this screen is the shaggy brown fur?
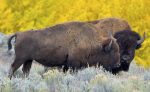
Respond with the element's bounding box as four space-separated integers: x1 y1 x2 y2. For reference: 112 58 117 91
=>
87 18 131 35
8 22 120 79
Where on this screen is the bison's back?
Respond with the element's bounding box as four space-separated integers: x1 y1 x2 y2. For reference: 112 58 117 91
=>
88 18 131 35
15 22 103 67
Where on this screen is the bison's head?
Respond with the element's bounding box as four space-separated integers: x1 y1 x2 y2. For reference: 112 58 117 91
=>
98 36 121 74
114 30 145 71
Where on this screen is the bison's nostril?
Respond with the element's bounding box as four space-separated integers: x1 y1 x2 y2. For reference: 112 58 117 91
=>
122 55 130 60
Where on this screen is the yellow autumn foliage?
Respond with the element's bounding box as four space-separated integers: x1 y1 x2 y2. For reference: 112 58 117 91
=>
0 0 150 68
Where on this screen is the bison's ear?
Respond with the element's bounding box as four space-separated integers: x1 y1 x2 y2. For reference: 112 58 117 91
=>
102 39 112 52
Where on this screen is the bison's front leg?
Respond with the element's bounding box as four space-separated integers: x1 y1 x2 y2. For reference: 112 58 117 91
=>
22 60 33 78
8 58 24 79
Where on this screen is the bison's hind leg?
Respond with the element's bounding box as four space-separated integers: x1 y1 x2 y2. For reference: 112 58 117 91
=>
8 58 25 79
22 60 33 78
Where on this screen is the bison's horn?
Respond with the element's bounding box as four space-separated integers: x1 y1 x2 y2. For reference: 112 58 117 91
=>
107 30 113 37
108 39 113 49
137 32 146 45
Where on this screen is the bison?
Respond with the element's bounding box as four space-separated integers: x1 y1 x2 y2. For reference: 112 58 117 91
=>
7 22 120 79
88 18 145 72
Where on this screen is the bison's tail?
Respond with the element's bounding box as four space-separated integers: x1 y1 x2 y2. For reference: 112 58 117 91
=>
7 34 17 51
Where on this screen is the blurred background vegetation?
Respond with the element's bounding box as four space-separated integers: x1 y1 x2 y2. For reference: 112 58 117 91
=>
0 0 149 68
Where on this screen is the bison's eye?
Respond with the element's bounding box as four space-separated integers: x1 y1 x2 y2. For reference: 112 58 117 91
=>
103 44 112 53
102 39 113 53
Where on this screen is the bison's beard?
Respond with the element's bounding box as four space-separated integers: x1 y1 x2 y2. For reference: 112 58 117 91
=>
121 61 130 71
110 66 122 74
107 61 130 74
